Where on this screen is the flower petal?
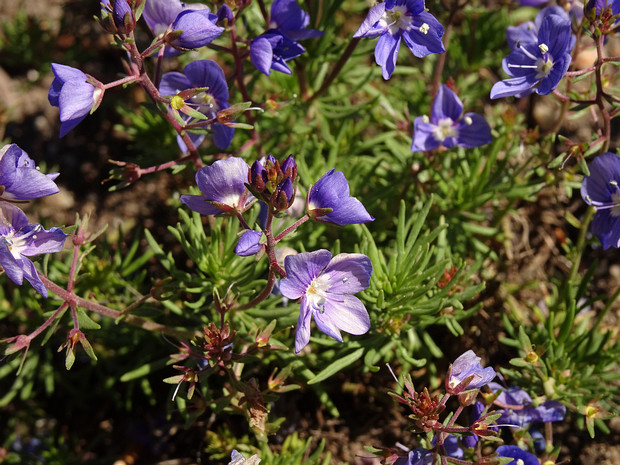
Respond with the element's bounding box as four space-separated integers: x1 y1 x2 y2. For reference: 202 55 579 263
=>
411 117 442 152
432 85 463 121
280 250 332 299
323 253 372 294
323 294 370 335
375 32 401 80
455 113 492 148
294 296 313 353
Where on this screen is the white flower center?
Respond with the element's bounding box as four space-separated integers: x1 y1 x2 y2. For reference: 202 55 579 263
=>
379 5 413 35
306 273 331 313
2 225 41 259
432 118 458 142
535 53 555 80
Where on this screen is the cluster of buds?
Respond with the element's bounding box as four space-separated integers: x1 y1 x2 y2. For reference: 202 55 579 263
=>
248 155 297 211
99 0 144 35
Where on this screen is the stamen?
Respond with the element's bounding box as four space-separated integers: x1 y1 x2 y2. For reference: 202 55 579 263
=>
539 43 549 54
422 115 430 124
419 23 430 35
507 64 539 69
464 116 473 125
516 42 539 61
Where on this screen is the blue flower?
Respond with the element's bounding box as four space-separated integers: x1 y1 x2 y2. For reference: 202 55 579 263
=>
160 60 234 150
307 170 374 225
142 0 223 55
250 0 323 76
228 449 261 465
0 144 59 201
0 203 67 297
412 84 492 152
506 6 574 51
353 0 445 80
48 63 104 137
235 230 264 257
279 250 372 353
491 11 574 98
581 152 620 249
181 157 253 215
489 382 566 427
447 350 496 394
496 445 539 465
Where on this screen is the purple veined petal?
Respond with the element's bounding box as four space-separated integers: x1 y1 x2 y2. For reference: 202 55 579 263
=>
489 382 533 406
312 309 343 342
449 350 496 390
455 113 492 148
194 157 250 207
48 77 62 107
591 209 620 249
401 11 446 58
0 241 25 287
0 145 19 191
323 197 374 224
530 401 566 422
322 293 370 336
7 168 59 200
184 60 229 103
280 250 332 299
169 10 224 49
294 296 313 353
432 85 463 122
213 122 235 150
581 153 620 204
286 28 324 40
50 63 88 83
502 45 540 78
353 3 386 38
58 79 95 122
506 22 537 50
375 32 401 80
322 253 372 294
19 256 48 297
536 54 571 95
404 0 427 14
180 194 223 215
538 14 573 59
520 0 549 5
270 57 294 74
394 448 433 465
411 117 442 152
250 36 275 75
159 71 192 96
490 75 536 99
234 230 263 257
142 0 183 36
271 0 309 32
18 226 68 256
0 202 29 231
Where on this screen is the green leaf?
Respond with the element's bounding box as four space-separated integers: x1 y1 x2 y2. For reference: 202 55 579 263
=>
307 347 364 385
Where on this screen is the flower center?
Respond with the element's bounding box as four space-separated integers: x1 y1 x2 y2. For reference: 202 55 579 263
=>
432 118 458 142
2 225 41 259
380 5 412 35
306 273 331 313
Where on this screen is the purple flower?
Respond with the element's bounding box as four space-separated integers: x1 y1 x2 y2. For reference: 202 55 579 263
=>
279 250 372 353
518 0 549 5
490 12 574 98
48 64 104 137
0 144 59 201
506 7 574 51
180 157 253 215
235 230 263 257
269 0 324 40
228 450 261 465
142 0 223 56
353 0 445 80
412 84 492 152
581 152 620 249
394 448 433 465
496 445 539 465
490 382 566 427
250 0 323 75
447 350 496 393
0 203 67 297
160 60 234 150
307 170 374 225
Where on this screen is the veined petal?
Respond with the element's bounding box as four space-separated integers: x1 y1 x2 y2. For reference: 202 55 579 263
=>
536 54 570 95
159 71 192 96
195 157 249 207
490 75 536 99
0 241 24 286
401 11 445 58
323 294 370 335
411 117 442 152
142 0 183 36
180 194 223 215
294 296 313 353
0 202 29 232
432 85 463 122
375 32 401 80
170 10 224 49
313 310 343 342
271 0 309 32
58 80 95 122
184 60 229 102
323 253 372 294
19 226 67 256
581 152 620 204
20 256 48 297
353 3 386 38
591 210 620 249
280 250 332 299
455 113 492 148
250 36 275 75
